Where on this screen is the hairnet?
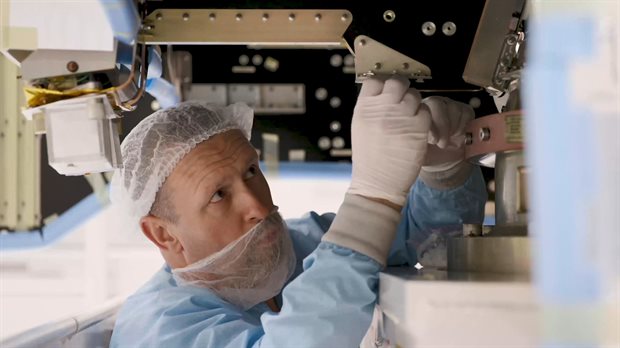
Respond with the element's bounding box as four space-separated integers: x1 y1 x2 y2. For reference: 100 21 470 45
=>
110 102 254 227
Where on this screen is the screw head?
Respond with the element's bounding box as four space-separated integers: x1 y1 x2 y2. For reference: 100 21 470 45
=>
479 127 491 141
314 13 322 21
66 61 79 73
465 132 474 145
155 13 163 20
182 13 190 21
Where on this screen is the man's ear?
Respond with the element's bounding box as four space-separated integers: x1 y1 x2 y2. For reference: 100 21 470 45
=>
140 215 183 253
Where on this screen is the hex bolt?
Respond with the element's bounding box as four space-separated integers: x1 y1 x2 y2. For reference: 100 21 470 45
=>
479 127 491 141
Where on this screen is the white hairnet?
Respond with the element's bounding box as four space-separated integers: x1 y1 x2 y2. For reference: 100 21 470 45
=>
110 102 253 226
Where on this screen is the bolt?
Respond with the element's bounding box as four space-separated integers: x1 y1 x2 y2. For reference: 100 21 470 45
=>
374 62 382 70
66 61 79 73
442 21 457 36
402 62 409 70
383 10 396 23
341 13 349 22
209 13 216 21
143 24 154 30
182 13 190 21
329 97 342 108
506 35 518 45
261 13 269 22
359 39 366 46
479 127 491 141
315 87 328 101
422 21 436 36
288 13 296 22
465 132 473 145
235 13 243 21
469 97 481 109
155 13 163 21
314 13 322 22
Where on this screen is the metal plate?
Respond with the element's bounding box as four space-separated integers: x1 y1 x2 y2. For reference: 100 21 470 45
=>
462 0 526 90
141 9 352 45
353 35 431 81
447 235 531 275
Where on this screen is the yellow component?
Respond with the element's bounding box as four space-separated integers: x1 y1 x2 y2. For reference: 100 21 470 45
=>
23 87 115 108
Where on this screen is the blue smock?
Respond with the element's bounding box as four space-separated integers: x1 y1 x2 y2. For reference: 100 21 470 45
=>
110 168 487 347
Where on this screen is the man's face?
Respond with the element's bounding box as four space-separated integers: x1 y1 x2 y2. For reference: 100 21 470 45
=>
163 129 274 265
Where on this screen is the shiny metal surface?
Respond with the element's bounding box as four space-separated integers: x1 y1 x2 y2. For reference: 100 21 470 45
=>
141 9 352 46
495 151 528 227
447 235 531 275
462 0 526 90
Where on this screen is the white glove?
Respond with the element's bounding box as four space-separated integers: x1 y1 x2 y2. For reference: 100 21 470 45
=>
348 76 431 207
421 96 475 188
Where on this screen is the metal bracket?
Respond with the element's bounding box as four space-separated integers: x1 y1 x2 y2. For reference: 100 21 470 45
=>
353 35 431 82
141 9 352 46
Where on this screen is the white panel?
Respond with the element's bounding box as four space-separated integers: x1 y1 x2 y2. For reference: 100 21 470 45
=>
9 0 114 51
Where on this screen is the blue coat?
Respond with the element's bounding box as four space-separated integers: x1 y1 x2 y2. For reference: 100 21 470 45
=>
110 169 487 347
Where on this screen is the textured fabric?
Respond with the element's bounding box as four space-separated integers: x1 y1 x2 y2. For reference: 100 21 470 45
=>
110 168 487 348
109 102 253 228
172 212 296 310
322 194 402 266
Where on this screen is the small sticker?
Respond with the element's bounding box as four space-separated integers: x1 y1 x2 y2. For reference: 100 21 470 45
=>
505 114 523 143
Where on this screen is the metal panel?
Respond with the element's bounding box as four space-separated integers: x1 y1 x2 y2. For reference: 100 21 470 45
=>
20 47 118 80
462 0 526 90
0 55 41 231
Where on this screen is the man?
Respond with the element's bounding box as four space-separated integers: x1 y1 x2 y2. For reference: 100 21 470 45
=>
109 76 486 347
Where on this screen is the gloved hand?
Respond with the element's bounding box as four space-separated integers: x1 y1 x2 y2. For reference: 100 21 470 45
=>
421 96 475 189
348 76 431 207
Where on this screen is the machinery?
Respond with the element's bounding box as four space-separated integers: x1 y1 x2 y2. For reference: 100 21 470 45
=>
1 0 618 347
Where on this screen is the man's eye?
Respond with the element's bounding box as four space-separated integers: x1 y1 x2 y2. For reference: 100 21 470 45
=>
210 190 224 203
244 165 258 179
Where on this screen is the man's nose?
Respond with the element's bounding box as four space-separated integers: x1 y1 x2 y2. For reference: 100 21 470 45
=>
242 187 272 224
